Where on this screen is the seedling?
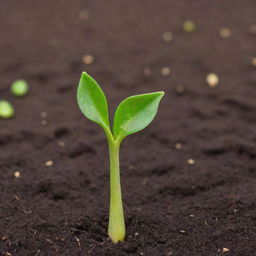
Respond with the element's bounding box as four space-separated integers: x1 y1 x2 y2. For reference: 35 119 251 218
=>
0 100 15 119
11 79 29 97
77 72 164 243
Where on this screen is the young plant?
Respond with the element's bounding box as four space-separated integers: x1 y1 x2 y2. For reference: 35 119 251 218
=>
77 72 164 243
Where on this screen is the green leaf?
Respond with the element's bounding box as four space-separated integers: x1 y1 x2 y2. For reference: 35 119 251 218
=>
113 92 164 141
77 72 110 129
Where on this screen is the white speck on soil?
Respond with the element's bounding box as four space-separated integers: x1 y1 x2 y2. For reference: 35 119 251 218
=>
206 73 219 88
14 171 21 178
82 55 94 65
161 67 171 76
45 160 54 167
162 32 173 42
222 248 230 253
175 142 182 150
187 158 195 165
219 28 231 38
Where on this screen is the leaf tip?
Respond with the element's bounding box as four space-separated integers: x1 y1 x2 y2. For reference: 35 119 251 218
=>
81 71 88 78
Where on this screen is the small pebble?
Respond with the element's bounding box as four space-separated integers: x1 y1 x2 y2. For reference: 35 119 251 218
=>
222 248 230 253
46 238 53 244
14 171 21 178
5 253 12 256
41 119 47 126
40 111 48 118
10 79 29 97
183 20 196 32
143 67 151 76
75 237 81 247
219 28 231 38
0 100 15 119
45 160 54 167
206 73 219 88
142 177 148 185
190 214 194 217
179 230 186 233
187 158 195 165
251 57 256 66
58 141 66 147
176 85 185 94
82 54 94 65
1 236 8 241
175 142 182 150
135 232 139 236
249 24 256 34
14 195 20 200
162 32 173 42
166 251 173 256
78 10 89 20
161 67 171 76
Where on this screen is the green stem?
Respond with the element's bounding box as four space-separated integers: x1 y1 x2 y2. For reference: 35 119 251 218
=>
107 139 125 243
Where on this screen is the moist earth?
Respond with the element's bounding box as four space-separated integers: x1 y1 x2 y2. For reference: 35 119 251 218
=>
0 0 255 255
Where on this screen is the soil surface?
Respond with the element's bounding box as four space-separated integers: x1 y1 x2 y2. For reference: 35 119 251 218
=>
0 0 256 255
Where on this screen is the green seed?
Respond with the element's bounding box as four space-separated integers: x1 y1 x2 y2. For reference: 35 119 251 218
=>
0 100 15 119
11 79 29 97
183 20 196 32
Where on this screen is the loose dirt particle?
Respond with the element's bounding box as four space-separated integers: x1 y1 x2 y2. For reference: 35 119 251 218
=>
175 142 182 150
82 55 94 65
40 111 47 118
14 171 21 178
179 230 186 233
1 236 8 241
249 24 256 34
46 238 53 244
176 85 185 94
143 67 151 76
45 160 54 167
222 248 230 253
220 28 231 38
161 67 171 76
75 237 81 247
58 141 66 147
13 195 20 200
78 10 88 20
162 32 173 42
251 57 256 66
206 73 219 88
41 119 47 126
187 159 195 165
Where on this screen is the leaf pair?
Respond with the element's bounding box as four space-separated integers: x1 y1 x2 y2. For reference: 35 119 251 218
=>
77 72 164 142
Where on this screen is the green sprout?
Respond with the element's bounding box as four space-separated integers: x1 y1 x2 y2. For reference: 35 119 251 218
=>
77 72 164 243
11 79 29 97
0 100 15 119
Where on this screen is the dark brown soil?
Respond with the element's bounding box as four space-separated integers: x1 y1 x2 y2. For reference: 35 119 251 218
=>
0 0 256 255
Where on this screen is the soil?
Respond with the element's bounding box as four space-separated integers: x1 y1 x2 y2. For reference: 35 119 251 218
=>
0 0 256 255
